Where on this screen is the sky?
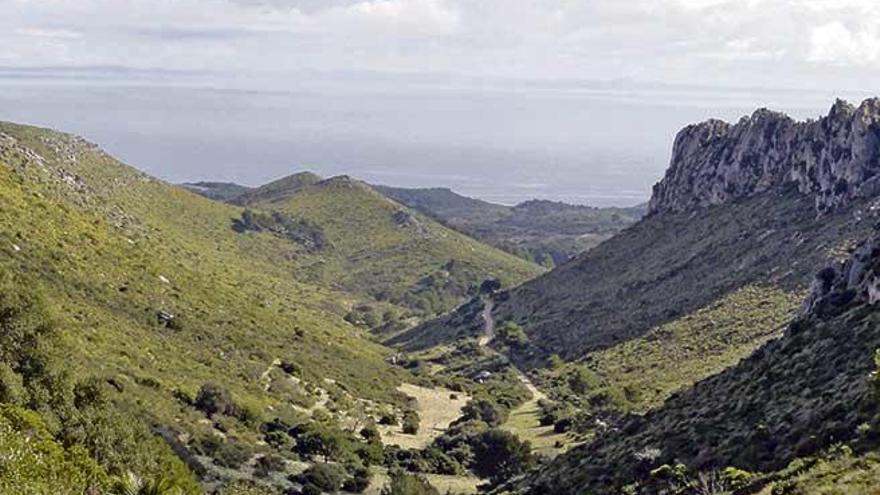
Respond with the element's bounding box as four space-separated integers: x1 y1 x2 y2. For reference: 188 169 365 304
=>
1 0 878 205
3 0 879 88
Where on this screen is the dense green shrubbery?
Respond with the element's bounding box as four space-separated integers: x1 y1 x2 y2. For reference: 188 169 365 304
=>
0 271 199 493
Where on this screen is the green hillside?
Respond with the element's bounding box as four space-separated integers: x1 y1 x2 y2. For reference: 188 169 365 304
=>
0 122 550 493
236 174 544 317
518 259 880 494
0 122 426 491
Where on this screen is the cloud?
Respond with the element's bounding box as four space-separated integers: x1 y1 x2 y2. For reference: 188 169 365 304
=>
0 0 878 88
809 22 880 65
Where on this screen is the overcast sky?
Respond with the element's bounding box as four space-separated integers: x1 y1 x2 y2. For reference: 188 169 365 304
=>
2 0 879 90
1 0 877 206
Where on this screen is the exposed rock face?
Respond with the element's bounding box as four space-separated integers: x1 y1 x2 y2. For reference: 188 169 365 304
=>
650 98 880 214
803 230 880 314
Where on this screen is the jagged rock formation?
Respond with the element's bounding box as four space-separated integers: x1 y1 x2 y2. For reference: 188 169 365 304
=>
650 98 880 214
803 230 880 314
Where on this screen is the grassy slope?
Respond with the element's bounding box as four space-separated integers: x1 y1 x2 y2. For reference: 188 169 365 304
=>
240 176 544 315
542 285 802 413
421 188 873 366
0 122 409 449
523 300 880 494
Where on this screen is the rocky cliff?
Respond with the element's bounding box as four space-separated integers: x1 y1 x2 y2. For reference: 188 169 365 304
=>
650 98 880 214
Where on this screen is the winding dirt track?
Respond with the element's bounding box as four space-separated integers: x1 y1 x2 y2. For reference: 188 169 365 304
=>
478 297 544 401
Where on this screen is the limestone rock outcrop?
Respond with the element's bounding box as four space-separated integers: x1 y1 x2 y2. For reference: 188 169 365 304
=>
650 98 880 214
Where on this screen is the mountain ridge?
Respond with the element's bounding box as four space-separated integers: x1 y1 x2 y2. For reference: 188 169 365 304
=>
650 98 880 214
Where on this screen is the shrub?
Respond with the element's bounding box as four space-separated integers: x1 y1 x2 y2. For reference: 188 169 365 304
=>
460 399 505 427
360 423 381 442
300 463 346 493
294 421 356 463
402 411 420 435
343 467 371 493
356 438 384 466
300 483 322 495
194 383 237 418
497 321 529 347
568 366 602 395
253 454 286 478
380 470 439 495
378 412 398 426
0 363 25 405
213 441 251 469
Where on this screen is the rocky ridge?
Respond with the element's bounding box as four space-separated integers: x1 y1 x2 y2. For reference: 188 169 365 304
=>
650 98 880 214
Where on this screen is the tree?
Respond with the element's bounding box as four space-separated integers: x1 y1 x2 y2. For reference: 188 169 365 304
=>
470 429 535 486
294 422 351 462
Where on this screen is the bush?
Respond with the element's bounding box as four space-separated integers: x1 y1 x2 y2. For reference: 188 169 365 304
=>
194 383 237 418
300 483 322 495
300 463 347 493
378 412 398 426
343 467 371 493
360 422 380 442
568 366 602 395
356 438 384 466
402 411 420 435
254 453 286 478
0 363 25 405
497 321 529 347
380 470 439 495
213 441 251 469
460 399 505 427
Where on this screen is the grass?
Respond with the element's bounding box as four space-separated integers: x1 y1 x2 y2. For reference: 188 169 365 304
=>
0 121 547 492
378 383 471 450
367 468 482 495
0 122 419 481
546 285 802 413
464 187 877 369
500 388 572 458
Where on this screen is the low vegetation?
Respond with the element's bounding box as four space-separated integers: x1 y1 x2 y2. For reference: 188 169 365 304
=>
536 285 801 433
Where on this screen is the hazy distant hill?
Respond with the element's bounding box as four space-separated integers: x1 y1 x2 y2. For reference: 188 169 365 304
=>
180 181 252 202
375 185 645 265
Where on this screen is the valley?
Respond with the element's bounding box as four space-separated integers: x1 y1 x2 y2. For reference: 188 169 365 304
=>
3 97 880 495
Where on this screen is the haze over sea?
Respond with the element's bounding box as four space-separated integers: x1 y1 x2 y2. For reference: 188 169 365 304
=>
0 71 871 207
